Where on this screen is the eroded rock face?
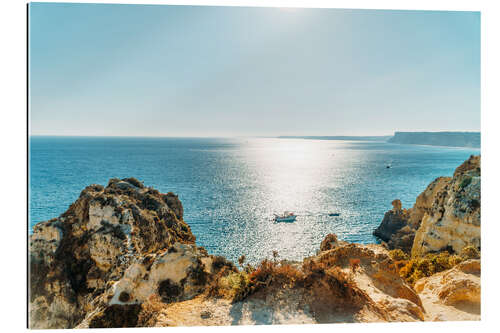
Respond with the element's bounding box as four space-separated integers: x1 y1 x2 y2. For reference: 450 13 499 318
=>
288 235 424 323
29 178 196 329
412 156 480 257
108 243 210 306
78 242 214 328
313 244 424 321
373 208 411 246
373 198 417 253
374 155 480 256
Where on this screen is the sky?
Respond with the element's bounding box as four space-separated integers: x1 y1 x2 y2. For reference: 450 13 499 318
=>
29 3 480 137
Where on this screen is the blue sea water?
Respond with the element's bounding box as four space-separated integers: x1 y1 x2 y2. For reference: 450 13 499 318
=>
29 136 479 264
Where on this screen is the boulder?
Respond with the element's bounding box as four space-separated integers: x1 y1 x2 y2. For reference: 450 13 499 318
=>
319 233 347 251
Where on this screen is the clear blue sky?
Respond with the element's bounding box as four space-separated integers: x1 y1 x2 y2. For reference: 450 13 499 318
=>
29 3 480 137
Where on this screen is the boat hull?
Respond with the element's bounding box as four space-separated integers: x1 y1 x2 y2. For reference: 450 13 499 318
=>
275 216 297 222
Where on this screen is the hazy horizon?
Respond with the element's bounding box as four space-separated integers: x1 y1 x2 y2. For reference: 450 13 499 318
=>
29 4 480 137
27 131 480 140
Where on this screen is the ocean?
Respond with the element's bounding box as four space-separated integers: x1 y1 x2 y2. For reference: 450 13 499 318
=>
29 136 479 264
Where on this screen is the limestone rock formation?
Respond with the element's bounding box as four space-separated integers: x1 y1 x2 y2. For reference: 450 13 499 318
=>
374 155 480 256
29 178 197 329
373 199 412 251
79 243 217 328
412 155 480 256
310 240 425 322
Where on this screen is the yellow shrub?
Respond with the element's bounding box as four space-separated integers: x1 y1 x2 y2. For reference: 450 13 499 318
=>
461 245 480 260
397 251 465 286
389 249 409 261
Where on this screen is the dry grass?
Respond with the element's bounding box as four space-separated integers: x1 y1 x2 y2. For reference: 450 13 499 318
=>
239 254 360 304
137 294 166 327
388 249 409 261
349 258 361 272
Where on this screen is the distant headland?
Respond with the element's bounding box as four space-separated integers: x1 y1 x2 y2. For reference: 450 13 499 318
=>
387 131 480 148
278 132 480 148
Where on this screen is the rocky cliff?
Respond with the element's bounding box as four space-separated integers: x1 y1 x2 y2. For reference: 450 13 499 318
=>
374 155 480 257
412 155 480 256
29 178 201 328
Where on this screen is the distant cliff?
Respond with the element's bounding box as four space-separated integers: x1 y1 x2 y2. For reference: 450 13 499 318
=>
388 132 480 148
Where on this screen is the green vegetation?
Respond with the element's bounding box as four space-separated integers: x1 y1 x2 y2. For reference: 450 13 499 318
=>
393 246 480 286
210 245 481 303
219 271 251 302
398 251 463 285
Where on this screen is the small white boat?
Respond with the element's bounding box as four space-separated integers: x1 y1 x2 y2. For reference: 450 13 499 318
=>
274 211 297 222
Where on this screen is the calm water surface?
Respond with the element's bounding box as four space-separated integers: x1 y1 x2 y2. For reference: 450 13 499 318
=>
29 137 479 264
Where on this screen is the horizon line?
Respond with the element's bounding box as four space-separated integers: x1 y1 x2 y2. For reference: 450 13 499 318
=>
28 131 481 139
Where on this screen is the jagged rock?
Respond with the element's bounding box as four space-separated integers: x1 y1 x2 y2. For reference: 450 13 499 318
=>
373 199 416 252
373 208 410 244
319 233 347 251
29 178 196 329
374 155 480 256
412 155 480 256
78 243 213 328
391 199 402 213
108 243 209 306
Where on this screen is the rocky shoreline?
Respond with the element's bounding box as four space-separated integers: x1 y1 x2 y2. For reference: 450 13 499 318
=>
28 156 481 328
